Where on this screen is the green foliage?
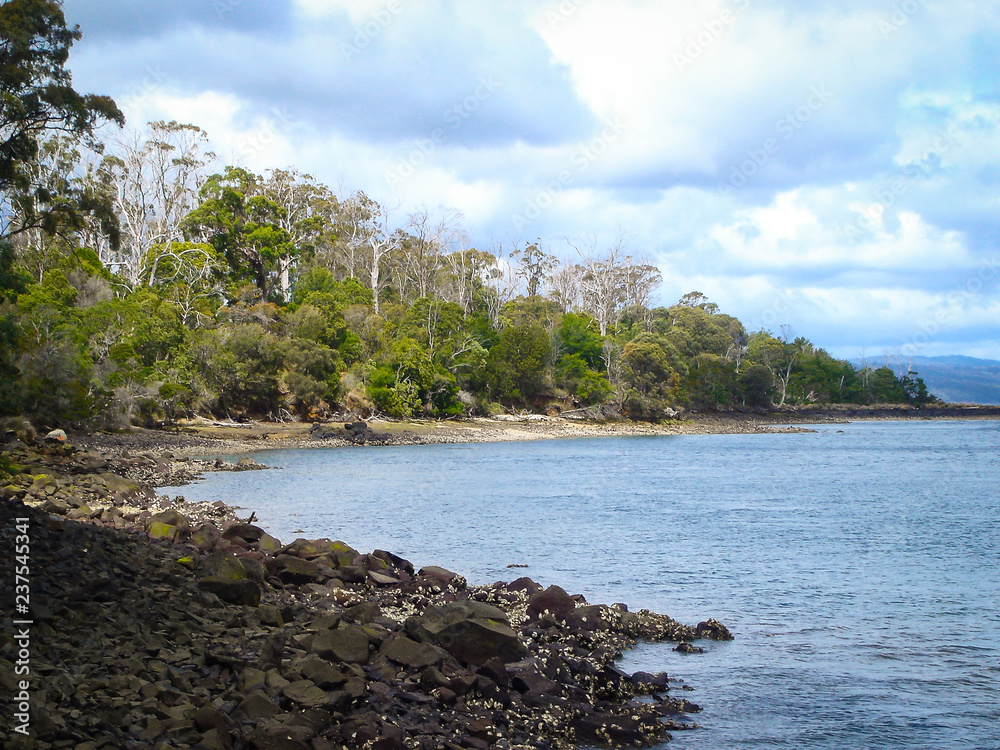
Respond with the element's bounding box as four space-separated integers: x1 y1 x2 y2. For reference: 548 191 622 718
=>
183 166 295 301
738 363 774 408
621 333 688 418
192 324 283 415
686 353 739 410
556 312 603 369
0 0 123 244
486 322 551 403
0 16 944 425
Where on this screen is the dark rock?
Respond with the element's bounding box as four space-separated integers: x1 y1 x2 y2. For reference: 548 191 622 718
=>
380 633 450 669
294 655 348 688
224 523 266 542
268 554 323 585
526 584 577 620
237 691 281 720
405 600 528 666
282 679 329 708
696 618 734 640
632 670 670 692
674 642 706 654
310 624 372 664
342 601 381 624
373 548 415 575
507 576 543 595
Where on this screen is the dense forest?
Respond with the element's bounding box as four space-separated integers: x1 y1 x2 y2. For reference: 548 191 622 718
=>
0 1 933 431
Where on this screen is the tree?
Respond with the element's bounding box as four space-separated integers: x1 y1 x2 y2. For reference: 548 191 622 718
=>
94 121 214 289
396 206 462 302
0 0 123 242
183 166 295 301
486 322 551 403
260 168 337 301
570 237 662 336
337 191 398 315
512 240 556 297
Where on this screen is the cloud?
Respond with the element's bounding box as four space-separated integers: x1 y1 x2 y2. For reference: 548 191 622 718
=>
55 0 1000 358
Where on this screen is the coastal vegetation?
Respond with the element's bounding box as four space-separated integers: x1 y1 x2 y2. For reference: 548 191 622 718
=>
0 0 933 431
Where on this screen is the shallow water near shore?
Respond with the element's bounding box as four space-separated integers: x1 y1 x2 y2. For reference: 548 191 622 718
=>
173 420 1000 749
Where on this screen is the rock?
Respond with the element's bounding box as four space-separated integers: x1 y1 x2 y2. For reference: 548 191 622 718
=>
372 548 415 575
309 624 372 664
237 691 281 720
526 584 577 620
224 523 266 542
368 570 399 586
282 679 329 708
696 618 734 640
146 509 190 541
405 600 528 666
191 523 222 551
507 576 543 595
193 706 230 732
247 724 312 750
293 654 348 688
341 602 380 624
561 603 614 633
379 633 450 669
632 670 670 692
197 550 261 606
267 554 323 585
674 642 706 654
199 727 234 750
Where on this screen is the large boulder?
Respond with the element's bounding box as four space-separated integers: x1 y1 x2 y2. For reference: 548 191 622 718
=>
405 600 527 666
379 633 451 669
198 550 262 606
309 623 372 664
146 509 191 542
526 584 576 621
266 554 323 585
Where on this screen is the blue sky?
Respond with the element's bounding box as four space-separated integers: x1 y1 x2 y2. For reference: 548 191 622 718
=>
62 0 1000 361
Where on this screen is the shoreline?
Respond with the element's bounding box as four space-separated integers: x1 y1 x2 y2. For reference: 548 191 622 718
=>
69 404 1000 459
1 437 731 749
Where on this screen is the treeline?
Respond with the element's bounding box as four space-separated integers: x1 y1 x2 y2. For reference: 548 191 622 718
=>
0 2 932 429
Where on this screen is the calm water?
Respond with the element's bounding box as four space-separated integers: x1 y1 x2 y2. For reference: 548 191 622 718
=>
172 420 1000 749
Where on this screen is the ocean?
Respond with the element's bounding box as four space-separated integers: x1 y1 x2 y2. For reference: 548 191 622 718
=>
171 419 1000 749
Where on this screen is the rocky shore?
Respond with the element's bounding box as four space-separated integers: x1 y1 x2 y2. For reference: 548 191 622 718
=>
1 436 732 750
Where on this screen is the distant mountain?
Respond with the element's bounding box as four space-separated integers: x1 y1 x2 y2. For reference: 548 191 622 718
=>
853 355 1000 405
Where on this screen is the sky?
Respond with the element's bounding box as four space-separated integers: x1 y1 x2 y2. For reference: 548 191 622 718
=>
60 0 1000 362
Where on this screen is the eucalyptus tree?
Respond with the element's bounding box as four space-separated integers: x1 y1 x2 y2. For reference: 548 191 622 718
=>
396 206 462 302
95 121 214 289
260 168 339 300
337 191 398 315
183 166 295 302
0 0 123 247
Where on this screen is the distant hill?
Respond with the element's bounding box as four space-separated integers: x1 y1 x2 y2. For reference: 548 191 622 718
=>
854 355 1000 405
